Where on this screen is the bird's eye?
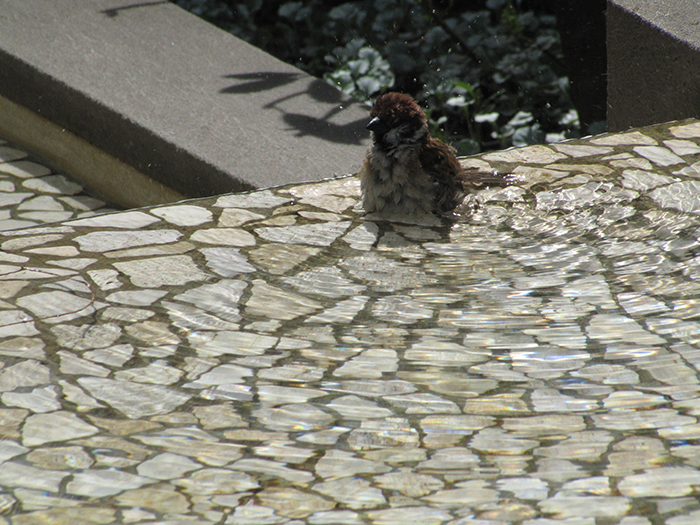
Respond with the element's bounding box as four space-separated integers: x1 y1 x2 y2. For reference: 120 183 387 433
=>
390 117 401 127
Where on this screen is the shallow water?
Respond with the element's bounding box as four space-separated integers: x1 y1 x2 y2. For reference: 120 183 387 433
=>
2 122 700 523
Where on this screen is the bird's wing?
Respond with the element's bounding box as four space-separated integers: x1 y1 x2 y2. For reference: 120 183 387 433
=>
420 137 465 213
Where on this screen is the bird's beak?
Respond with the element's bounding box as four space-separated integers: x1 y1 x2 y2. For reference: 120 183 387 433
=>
366 117 386 133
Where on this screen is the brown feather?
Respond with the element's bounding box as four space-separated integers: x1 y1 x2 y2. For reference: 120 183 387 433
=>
370 92 426 126
419 136 465 213
361 92 512 215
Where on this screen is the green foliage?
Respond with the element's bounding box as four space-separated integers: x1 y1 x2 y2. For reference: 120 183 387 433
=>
174 0 579 153
324 41 396 101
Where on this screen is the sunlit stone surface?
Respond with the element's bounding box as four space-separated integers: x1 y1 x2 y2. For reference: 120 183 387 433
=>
0 151 115 231
3 124 700 522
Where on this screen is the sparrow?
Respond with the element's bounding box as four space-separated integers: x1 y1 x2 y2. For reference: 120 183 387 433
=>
359 92 509 215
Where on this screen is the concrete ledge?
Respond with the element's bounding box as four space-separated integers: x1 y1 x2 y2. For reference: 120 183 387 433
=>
0 94 185 208
0 0 369 202
607 0 700 131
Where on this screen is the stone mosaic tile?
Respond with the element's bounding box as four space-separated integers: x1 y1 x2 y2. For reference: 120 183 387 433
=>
0 139 117 232
3 121 700 523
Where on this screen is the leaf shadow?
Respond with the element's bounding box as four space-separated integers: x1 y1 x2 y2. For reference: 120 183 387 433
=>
101 1 169 18
221 73 369 146
220 72 302 94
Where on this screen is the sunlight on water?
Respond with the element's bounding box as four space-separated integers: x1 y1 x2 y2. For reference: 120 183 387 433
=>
154 170 700 520
9 123 700 522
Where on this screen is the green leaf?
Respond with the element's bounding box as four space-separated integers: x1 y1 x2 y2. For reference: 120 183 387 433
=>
277 2 301 19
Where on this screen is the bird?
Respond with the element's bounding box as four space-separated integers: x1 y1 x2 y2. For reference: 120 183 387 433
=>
359 92 509 216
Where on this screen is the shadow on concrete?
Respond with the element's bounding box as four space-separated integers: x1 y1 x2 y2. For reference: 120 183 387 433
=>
268 79 368 145
266 78 345 106
221 74 368 145
220 72 302 94
280 111 367 145
101 1 169 18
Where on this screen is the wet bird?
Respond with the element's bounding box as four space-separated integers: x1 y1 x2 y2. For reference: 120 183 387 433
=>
359 92 509 215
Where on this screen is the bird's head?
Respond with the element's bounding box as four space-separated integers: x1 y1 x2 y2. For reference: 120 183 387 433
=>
366 93 428 152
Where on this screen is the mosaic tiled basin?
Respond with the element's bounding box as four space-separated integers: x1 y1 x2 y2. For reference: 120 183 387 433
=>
2 121 700 523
